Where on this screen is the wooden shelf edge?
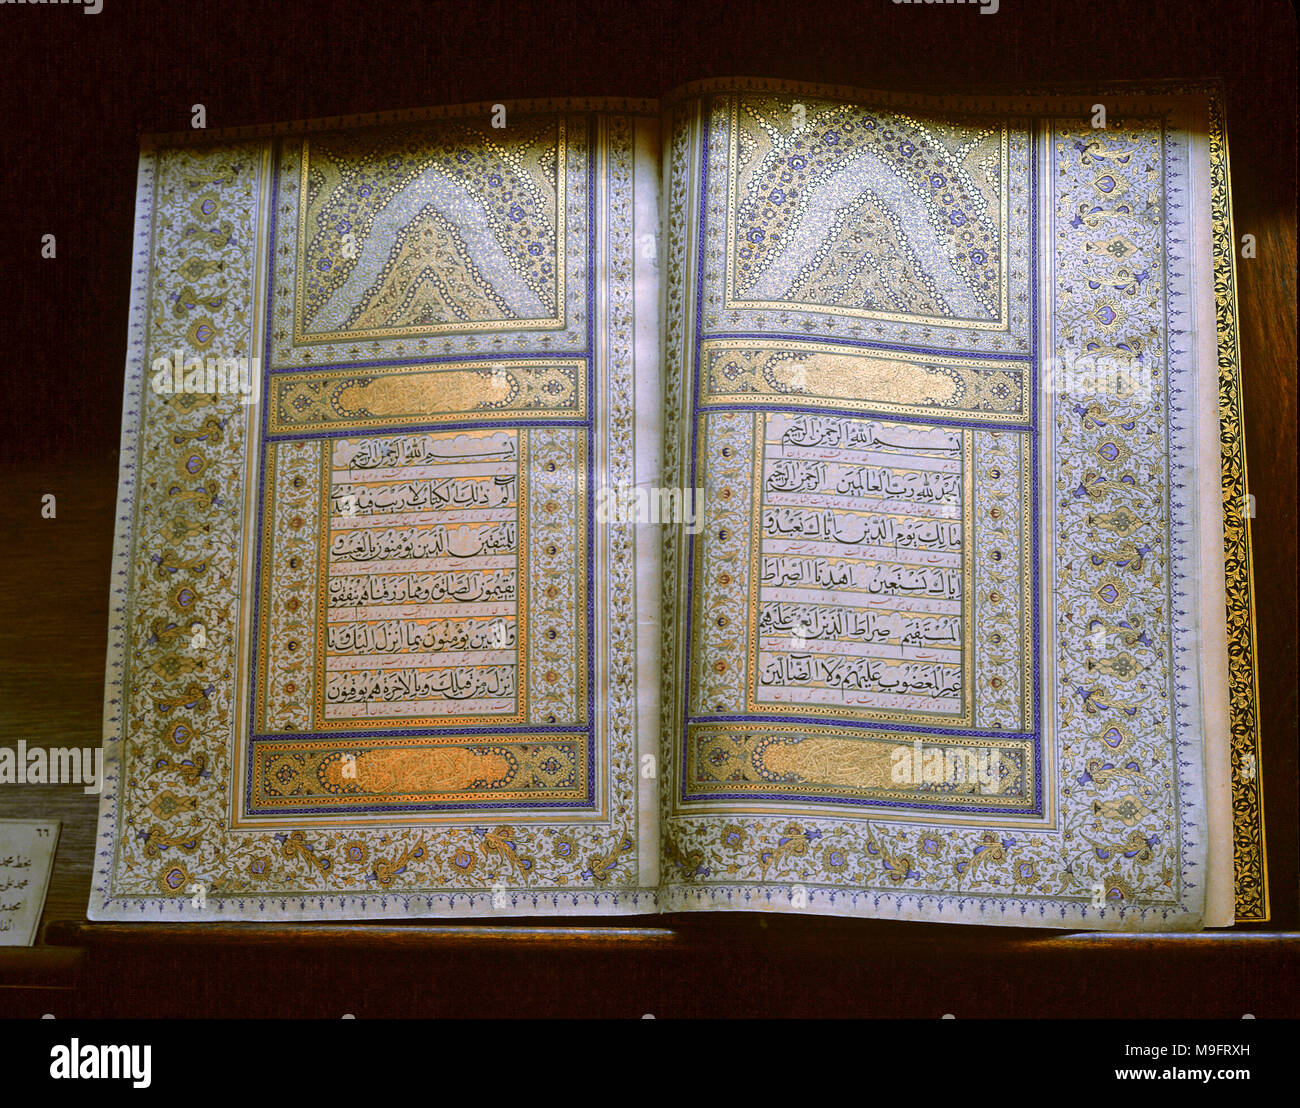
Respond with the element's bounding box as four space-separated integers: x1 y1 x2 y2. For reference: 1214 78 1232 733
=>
44 920 680 950
43 919 1300 954
0 945 86 988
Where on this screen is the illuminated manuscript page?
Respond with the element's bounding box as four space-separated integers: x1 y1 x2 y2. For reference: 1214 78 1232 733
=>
657 81 1235 928
90 83 1251 929
90 102 664 919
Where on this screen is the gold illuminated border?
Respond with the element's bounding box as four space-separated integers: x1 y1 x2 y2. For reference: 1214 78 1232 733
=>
1015 432 1034 732
249 732 589 810
723 95 1011 330
698 337 1032 426
683 721 1036 812
266 357 588 434
1210 91 1268 923
251 442 285 737
740 413 976 727
311 431 529 730
291 117 567 344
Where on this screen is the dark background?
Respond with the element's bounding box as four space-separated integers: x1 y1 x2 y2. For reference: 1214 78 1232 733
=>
0 0 1294 1016
0 0 1294 465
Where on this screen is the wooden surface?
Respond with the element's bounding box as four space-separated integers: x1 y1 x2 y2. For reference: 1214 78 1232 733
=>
0 462 114 939
15 920 1296 1018
0 0 1294 1018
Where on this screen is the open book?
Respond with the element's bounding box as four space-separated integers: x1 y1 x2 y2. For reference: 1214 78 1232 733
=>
89 78 1265 929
